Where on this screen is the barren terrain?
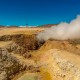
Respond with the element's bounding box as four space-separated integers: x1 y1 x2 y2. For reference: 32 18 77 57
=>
0 27 80 80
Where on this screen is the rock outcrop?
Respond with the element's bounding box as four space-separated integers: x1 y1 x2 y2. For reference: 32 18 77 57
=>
38 49 80 80
0 33 41 80
0 48 26 80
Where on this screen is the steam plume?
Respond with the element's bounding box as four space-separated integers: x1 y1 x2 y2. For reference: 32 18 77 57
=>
37 15 80 41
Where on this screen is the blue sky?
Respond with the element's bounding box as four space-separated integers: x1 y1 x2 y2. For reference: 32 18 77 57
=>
0 0 80 26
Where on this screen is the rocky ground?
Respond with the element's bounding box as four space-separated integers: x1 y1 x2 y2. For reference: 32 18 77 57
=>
0 28 80 80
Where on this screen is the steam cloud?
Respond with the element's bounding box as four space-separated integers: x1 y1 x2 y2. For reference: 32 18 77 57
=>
37 15 80 41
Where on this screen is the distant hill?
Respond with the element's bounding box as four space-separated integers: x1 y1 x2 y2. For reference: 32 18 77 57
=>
38 24 58 28
0 25 18 28
7 26 18 28
0 24 58 28
0 25 5 28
